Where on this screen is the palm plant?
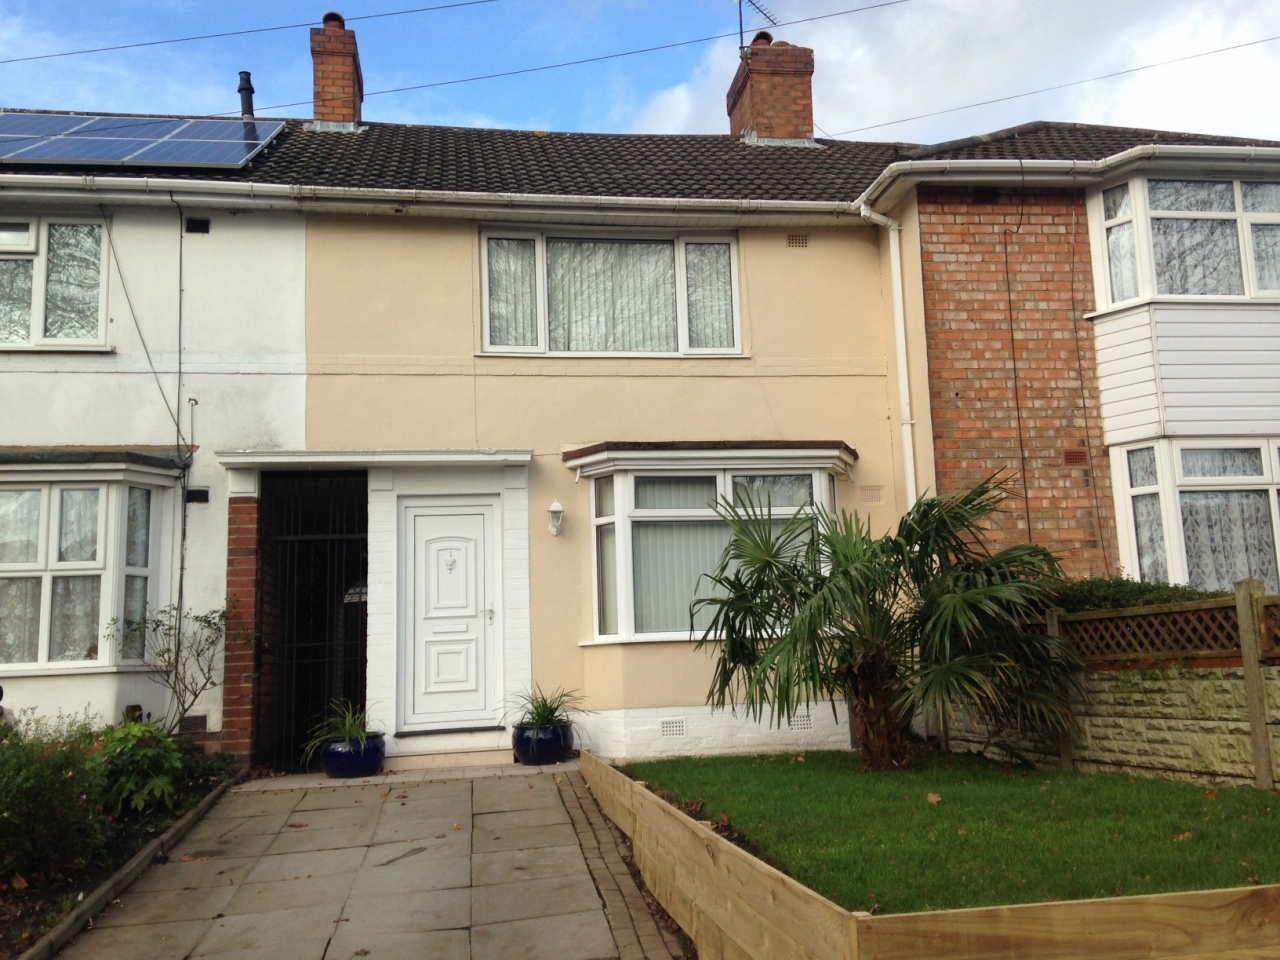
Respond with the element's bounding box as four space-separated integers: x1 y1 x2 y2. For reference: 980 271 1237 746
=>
693 476 1077 771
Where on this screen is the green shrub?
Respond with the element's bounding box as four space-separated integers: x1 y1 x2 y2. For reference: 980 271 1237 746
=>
0 714 106 875
94 720 185 817
1049 577 1229 613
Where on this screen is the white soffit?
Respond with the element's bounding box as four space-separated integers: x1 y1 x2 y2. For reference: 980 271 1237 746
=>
562 444 859 478
215 449 534 469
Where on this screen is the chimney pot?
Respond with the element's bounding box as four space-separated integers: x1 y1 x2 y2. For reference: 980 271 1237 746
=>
311 11 363 123
726 34 815 141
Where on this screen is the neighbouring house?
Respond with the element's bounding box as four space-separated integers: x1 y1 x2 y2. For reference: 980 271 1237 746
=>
2 16 1279 768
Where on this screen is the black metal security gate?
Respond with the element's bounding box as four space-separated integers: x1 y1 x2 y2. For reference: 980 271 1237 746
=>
256 471 368 771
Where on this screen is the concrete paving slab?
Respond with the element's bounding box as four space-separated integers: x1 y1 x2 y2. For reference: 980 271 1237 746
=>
278 802 382 830
349 846 472 898
184 812 296 841
293 784 389 810
205 792 299 820
377 795 471 822
474 805 571 830
387 779 472 801
264 821 377 855
473 775 565 813
169 831 276 861
471 875 604 926
188 903 341 956
92 884 238 929
221 872 357 916
338 886 470 935
130 856 256 892
243 846 365 883
471 844 591 886
472 821 580 853
325 927 470 960
372 816 474 847
58 918 211 960
472 909 618 960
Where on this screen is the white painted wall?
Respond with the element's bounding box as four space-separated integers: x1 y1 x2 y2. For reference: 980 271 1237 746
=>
0 204 306 728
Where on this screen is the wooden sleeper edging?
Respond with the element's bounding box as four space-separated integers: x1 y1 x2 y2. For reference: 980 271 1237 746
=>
16 775 243 960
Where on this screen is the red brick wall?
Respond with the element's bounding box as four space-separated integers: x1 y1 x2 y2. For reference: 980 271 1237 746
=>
222 496 260 767
310 17 363 123
726 41 814 140
918 187 1119 579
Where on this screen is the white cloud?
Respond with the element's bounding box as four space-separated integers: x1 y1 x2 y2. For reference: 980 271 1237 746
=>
628 0 1280 143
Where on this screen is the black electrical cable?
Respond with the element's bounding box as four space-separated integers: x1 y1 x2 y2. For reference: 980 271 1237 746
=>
0 0 498 67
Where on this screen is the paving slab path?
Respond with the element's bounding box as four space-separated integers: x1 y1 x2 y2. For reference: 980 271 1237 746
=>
59 763 677 960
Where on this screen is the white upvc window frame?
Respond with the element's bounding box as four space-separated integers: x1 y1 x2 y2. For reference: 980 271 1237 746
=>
479 227 742 357
0 215 111 350
1089 177 1280 311
0 468 174 676
1112 437 1280 589
570 446 856 646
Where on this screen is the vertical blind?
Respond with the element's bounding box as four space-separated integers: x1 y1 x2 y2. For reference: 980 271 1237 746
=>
632 520 731 633
487 238 538 346
685 243 734 348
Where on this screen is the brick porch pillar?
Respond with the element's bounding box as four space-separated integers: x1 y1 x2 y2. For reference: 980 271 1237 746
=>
222 495 261 768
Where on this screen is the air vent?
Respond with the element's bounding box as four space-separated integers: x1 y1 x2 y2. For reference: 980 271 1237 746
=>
1063 450 1089 467
178 714 208 735
787 234 809 248
861 486 884 503
972 186 1000 205
660 718 686 738
789 712 813 732
185 217 211 234
185 488 210 504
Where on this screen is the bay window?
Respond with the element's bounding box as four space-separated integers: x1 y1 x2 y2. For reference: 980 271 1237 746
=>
0 480 165 670
0 218 108 346
587 466 830 641
482 230 740 355
1115 439 1280 593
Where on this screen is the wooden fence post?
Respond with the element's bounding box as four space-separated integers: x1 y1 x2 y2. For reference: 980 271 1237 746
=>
1235 578 1275 792
1046 608 1075 772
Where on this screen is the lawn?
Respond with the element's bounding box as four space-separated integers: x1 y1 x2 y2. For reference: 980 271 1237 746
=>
621 751 1279 915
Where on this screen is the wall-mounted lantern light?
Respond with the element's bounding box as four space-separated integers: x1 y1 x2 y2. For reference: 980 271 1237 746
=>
547 499 565 536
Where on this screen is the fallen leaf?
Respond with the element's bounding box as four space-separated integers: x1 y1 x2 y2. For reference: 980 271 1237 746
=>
1040 784 1049 792
11 874 27 890
1174 832 1193 842
958 828 967 836
356 951 371 957
927 793 942 805
434 834 446 839
453 824 463 831
286 823 308 829
394 794 407 800
1249 874 1262 885
1205 790 1218 801
527 784 535 789
380 792 388 798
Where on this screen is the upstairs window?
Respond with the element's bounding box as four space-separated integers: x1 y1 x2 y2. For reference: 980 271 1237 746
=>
0 218 108 346
1096 179 1280 306
482 231 739 355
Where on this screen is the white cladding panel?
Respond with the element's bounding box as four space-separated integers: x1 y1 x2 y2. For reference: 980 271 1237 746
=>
1154 305 1280 436
1094 306 1160 445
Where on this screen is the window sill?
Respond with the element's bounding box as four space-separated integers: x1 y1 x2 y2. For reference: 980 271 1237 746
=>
578 634 712 647
0 662 159 678
476 351 749 360
0 344 114 354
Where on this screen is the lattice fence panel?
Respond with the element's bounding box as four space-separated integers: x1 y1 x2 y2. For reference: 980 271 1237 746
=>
1262 602 1280 656
1061 604 1239 663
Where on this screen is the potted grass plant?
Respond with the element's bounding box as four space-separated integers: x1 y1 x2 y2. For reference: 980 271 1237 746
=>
302 699 385 778
510 686 583 765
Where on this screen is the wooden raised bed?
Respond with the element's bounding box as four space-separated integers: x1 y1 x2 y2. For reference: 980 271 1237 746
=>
580 751 1280 960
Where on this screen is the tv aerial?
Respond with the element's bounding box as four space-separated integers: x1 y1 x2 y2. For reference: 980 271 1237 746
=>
738 0 780 49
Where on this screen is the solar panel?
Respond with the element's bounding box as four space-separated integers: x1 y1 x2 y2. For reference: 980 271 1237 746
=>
0 113 286 169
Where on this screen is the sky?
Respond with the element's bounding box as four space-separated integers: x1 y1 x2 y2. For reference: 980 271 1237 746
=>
2 0 1279 146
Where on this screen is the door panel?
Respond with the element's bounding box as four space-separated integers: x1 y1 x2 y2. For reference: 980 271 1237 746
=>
402 507 496 728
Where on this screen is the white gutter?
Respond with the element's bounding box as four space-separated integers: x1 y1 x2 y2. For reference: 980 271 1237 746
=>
215 448 534 468
0 172 864 221
855 144 1280 213
859 204 917 506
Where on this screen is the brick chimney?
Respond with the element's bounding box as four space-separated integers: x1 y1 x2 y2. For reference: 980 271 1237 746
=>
311 11 363 123
726 31 815 141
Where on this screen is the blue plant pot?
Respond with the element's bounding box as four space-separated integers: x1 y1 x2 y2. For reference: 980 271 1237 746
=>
512 724 574 765
319 736 385 778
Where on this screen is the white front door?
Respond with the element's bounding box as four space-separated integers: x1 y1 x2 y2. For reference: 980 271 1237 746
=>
400 502 499 730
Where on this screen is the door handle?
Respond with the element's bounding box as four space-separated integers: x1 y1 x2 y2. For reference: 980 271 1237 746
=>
486 605 494 624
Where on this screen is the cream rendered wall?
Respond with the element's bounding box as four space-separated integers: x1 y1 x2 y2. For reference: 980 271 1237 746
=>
304 215 900 728
0 205 306 727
